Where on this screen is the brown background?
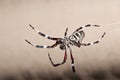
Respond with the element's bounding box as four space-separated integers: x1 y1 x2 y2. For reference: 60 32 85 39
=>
0 0 120 79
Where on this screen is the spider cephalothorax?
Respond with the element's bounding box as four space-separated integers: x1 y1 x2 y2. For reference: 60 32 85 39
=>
25 24 106 72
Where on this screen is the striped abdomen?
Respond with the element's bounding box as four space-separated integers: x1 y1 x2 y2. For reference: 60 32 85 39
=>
69 30 85 47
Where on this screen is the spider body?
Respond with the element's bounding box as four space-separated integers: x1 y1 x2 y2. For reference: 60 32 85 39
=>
25 24 105 72
59 43 66 50
69 30 85 47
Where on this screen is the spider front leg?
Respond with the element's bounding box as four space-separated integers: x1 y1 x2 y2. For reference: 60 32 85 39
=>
48 47 67 67
75 24 100 32
81 32 106 46
29 24 61 40
25 39 58 48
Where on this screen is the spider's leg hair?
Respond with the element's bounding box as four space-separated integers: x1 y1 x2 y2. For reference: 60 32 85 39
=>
68 46 76 72
48 47 67 67
25 39 58 48
64 27 68 37
81 32 106 46
29 24 60 40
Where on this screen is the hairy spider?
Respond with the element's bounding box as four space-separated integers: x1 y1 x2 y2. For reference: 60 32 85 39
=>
25 24 106 72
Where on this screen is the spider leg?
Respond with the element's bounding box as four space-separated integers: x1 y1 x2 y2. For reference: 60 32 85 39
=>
64 27 68 37
25 39 58 48
48 47 67 67
29 24 60 40
81 32 106 46
75 24 100 31
68 46 76 72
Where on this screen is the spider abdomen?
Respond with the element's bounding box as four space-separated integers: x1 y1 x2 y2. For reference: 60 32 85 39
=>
68 30 85 47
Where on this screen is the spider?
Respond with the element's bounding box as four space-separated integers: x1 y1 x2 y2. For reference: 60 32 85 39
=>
25 24 106 72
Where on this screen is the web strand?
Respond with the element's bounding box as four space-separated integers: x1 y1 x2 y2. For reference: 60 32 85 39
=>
101 21 120 27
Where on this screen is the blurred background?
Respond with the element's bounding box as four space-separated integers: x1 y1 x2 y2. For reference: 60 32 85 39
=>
0 0 120 80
